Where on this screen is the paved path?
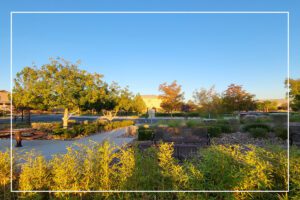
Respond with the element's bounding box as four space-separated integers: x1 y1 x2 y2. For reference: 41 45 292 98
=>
0 127 134 160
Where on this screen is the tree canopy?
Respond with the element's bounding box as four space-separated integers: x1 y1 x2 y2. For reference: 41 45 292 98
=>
222 84 256 112
286 78 300 111
14 59 107 127
158 81 184 115
193 86 223 117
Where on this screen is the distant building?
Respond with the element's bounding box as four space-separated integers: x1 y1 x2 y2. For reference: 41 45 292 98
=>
141 95 162 111
0 90 11 111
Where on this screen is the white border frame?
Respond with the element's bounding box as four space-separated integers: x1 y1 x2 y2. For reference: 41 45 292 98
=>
10 11 290 193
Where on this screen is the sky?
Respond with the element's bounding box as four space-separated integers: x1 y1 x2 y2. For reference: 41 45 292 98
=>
0 0 299 101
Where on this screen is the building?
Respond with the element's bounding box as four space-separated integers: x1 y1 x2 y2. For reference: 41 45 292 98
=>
141 95 162 111
0 90 11 112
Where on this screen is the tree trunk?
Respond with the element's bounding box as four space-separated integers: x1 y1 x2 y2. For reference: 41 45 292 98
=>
28 109 31 124
63 108 69 129
21 109 24 121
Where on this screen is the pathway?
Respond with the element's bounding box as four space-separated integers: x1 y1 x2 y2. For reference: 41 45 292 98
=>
0 127 134 160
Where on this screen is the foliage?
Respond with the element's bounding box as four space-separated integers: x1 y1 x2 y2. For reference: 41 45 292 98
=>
222 84 256 113
186 120 203 128
207 126 222 137
289 147 300 199
193 86 223 116
157 143 188 190
19 151 50 191
249 127 268 138
117 87 134 113
51 120 134 139
290 113 300 122
132 94 147 115
31 122 61 131
243 123 271 132
0 151 10 187
138 126 154 140
274 126 288 140
257 100 278 112
286 78 300 111
1 144 298 199
158 81 184 115
13 58 106 128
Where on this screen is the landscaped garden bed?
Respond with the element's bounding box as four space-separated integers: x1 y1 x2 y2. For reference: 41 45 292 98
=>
1 140 299 199
0 120 135 140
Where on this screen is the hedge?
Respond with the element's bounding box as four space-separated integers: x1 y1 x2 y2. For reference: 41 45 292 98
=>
138 126 154 140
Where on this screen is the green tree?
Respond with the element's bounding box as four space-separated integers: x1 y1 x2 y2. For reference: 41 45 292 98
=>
286 78 300 111
117 87 134 114
13 67 43 122
193 86 223 117
158 81 184 116
132 94 146 115
222 84 256 113
14 58 106 128
257 100 278 112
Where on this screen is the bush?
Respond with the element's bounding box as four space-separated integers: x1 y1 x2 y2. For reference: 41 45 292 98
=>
82 124 98 136
167 120 184 128
207 126 222 137
138 126 154 140
103 120 134 131
249 127 268 138
243 123 271 132
52 128 65 135
290 114 300 122
217 123 232 133
31 122 61 131
186 120 203 128
274 126 287 140
19 151 49 191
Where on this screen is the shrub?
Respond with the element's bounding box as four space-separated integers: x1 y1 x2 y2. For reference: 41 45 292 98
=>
103 120 134 131
290 147 300 199
167 120 184 128
82 124 98 136
274 126 288 140
138 126 154 140
97 119 108 126
217 123 232 133
31 122 61 131
249 127 268 138
19 151 49 191
52 128 65 135
157 143 188 189
186 120 203 128
290 114 300 122
243 123 271 132
0 151 10 187
207 126 222 137
255 116 272 123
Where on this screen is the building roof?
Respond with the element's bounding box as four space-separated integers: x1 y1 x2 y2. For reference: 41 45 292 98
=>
141 95 159 99
0 90 10 104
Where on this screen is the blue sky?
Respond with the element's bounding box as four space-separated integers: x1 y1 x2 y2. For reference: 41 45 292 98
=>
1 0 300 101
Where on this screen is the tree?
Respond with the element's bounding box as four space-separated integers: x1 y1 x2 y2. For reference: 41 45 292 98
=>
222 84 256 113
132 94 146 115
158 81 184 116
181 100 197 113
14 58 106 128
286 78 300 111
193 86 223 117
257 100 278 112
13 67 43 122
117 87 134 114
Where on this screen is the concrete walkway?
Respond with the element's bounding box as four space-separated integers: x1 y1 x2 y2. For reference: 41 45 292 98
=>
0 127 135 160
